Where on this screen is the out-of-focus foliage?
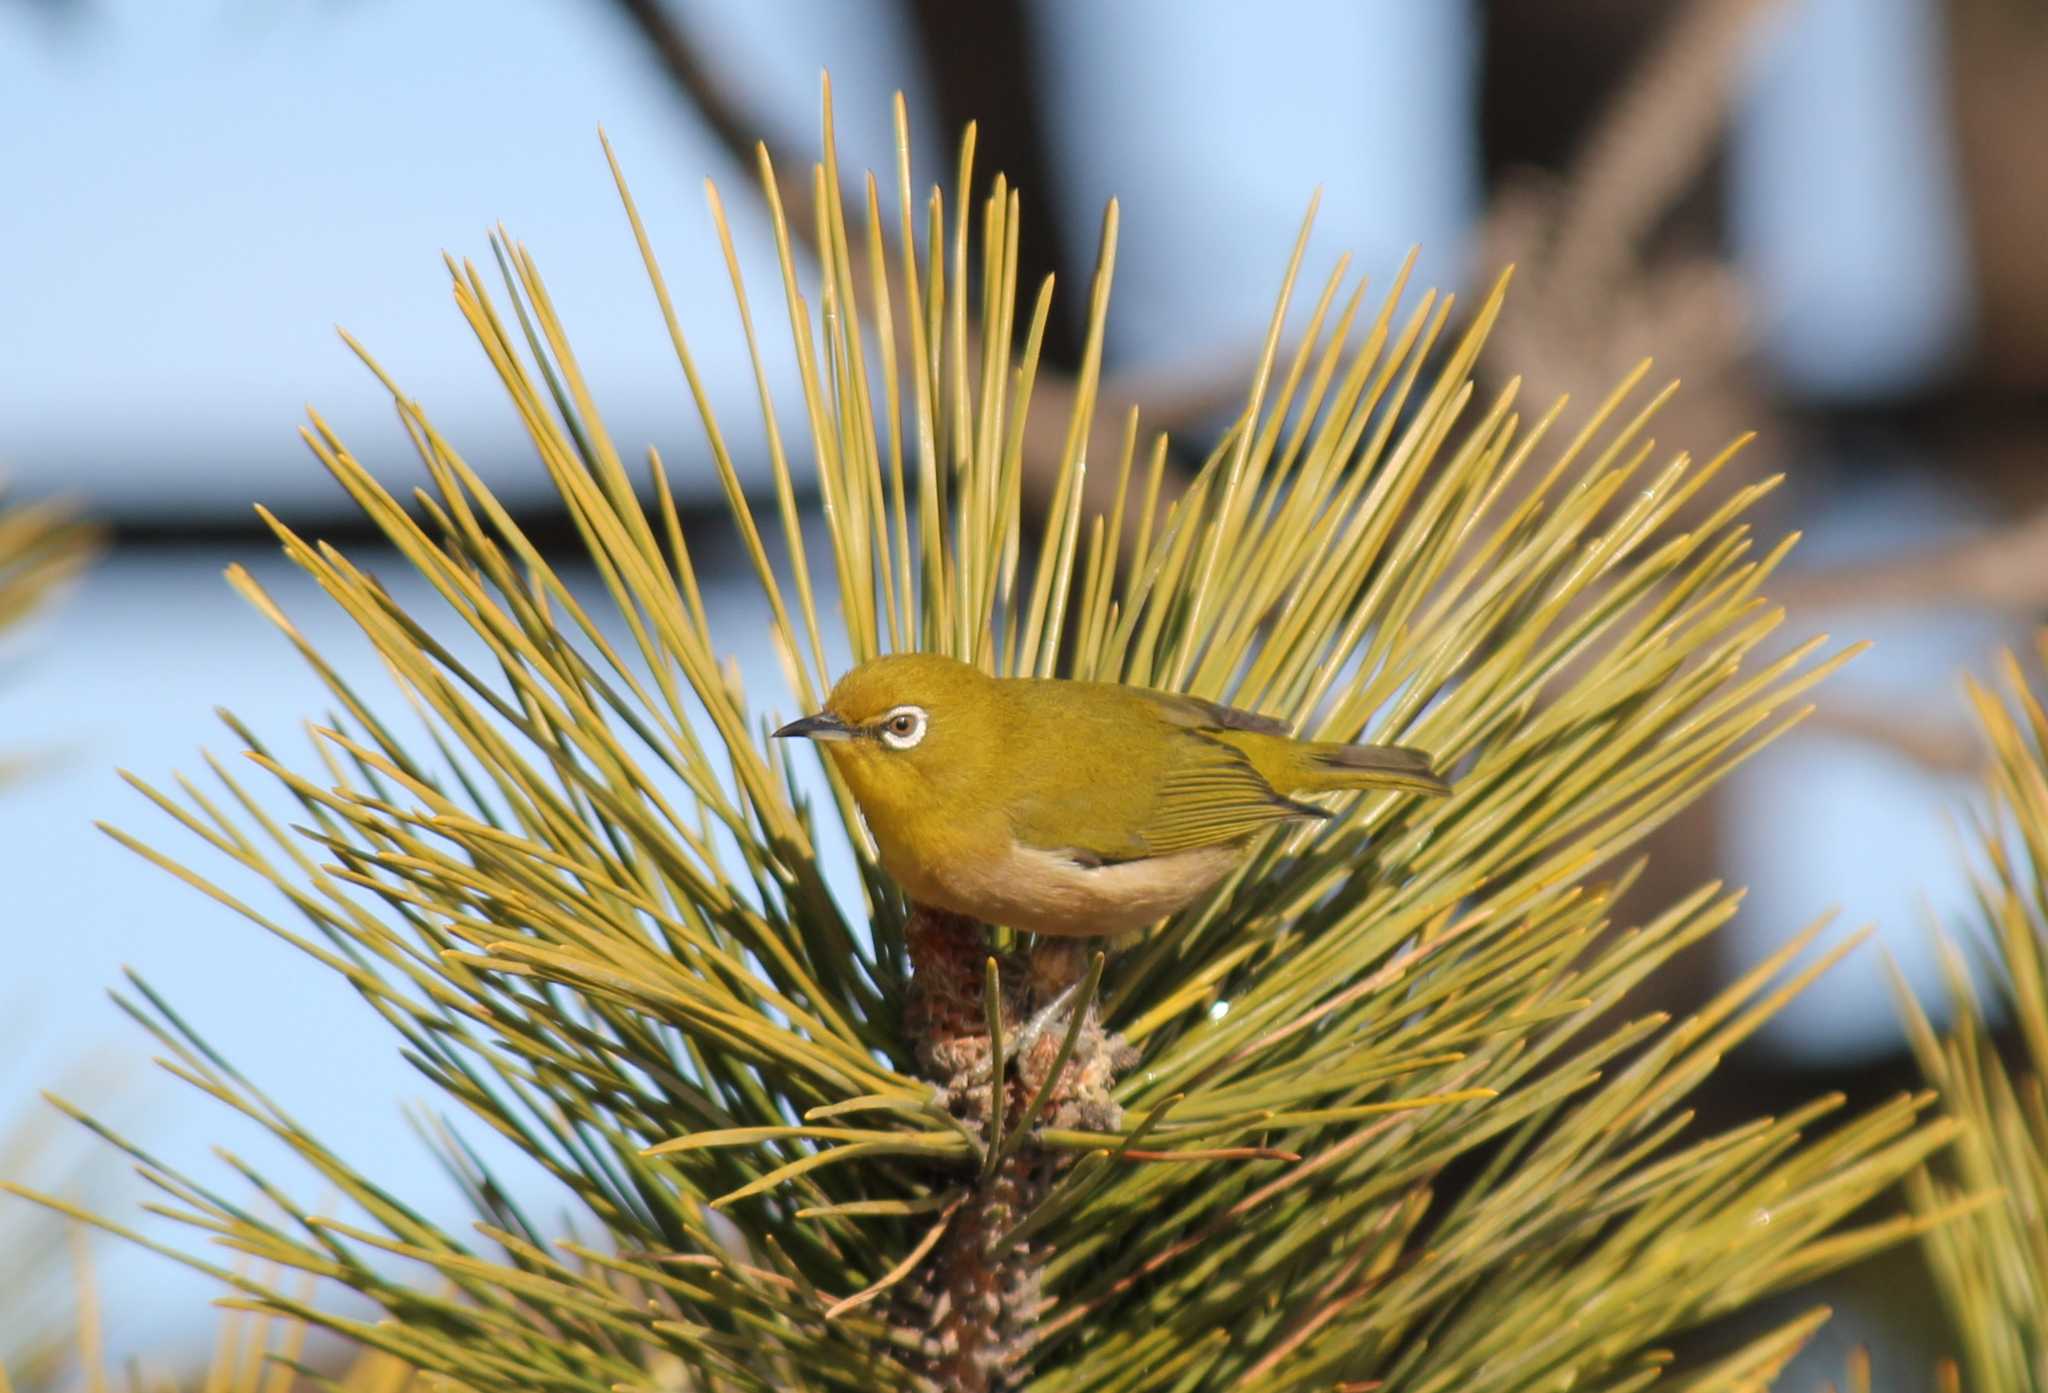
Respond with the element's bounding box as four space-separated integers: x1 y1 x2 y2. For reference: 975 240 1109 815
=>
1904 639 2048 1393
5 1275 428 1393
1791 1348 1959 1393
4 86 1959 1389
0 498 86 620
0 486 92 753
0 484 95 1385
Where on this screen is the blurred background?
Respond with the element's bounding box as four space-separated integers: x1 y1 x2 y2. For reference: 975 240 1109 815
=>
4 0 2044 1381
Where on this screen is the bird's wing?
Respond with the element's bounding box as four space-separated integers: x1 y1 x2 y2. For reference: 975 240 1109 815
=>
1001 681 1313 862
1142 690 1295 737
1133 733 1328 856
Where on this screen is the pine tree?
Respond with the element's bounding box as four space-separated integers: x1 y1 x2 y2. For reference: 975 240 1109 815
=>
9 88 1960 1391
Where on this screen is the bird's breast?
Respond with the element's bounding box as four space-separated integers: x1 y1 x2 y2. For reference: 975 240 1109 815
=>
914 836 1247 937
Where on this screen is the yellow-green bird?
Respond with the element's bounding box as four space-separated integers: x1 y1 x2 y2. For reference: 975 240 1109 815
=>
774 653 1450 937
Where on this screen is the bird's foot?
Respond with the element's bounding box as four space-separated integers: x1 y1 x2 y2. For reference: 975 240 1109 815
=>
964 978 1086 1089
1009 978 1088 1066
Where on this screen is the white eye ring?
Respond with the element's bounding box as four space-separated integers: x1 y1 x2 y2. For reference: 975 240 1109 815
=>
877 705 928 750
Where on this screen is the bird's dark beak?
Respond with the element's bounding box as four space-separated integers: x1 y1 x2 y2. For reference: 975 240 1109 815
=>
772 712 855 743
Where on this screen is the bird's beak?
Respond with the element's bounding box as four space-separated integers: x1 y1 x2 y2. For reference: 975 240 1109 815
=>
772 712 855 743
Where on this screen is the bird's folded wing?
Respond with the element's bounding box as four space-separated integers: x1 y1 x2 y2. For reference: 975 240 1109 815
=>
1136 736 1328 856
1143 690 1294 737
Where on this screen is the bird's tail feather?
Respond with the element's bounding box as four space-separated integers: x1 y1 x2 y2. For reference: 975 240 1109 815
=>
1300 742 1451 796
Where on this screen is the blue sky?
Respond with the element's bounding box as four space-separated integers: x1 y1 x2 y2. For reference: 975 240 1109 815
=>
1 0 1477 518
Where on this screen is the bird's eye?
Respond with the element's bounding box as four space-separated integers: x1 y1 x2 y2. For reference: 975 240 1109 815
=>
877 705 928 750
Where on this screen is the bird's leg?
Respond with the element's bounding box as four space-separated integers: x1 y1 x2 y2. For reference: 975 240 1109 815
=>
1026 936 1089 1003
960 976 1086 1090
962 938 1090 1088
1004 978 1087 1066
1006 936 1091 1077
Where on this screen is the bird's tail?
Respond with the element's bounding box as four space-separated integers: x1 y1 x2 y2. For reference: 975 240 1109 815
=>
1295 742 1451 797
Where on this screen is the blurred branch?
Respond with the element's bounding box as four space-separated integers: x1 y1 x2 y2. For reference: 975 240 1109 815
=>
1777 506 2048 615
901 0 1083 368
1802 704 1984 777
1546 0 1779 299
609 0 762 173
4 0 87 23
1479 0 1780 495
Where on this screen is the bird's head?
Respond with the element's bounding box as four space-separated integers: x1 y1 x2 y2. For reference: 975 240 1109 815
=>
772 653 997 837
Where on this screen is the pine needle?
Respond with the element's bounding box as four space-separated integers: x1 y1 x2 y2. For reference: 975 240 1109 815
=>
1900 637 2048 1393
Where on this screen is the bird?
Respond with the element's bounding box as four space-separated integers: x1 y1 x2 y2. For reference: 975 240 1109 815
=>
773 653 1451 937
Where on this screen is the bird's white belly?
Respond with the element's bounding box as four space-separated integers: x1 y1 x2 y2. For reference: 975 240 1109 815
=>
926 838 1246 937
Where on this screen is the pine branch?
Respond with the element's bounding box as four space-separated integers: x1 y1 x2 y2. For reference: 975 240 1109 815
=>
4 84 1957 1390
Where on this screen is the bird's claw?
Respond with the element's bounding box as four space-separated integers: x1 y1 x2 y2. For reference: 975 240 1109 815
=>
968 978 1087 1087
